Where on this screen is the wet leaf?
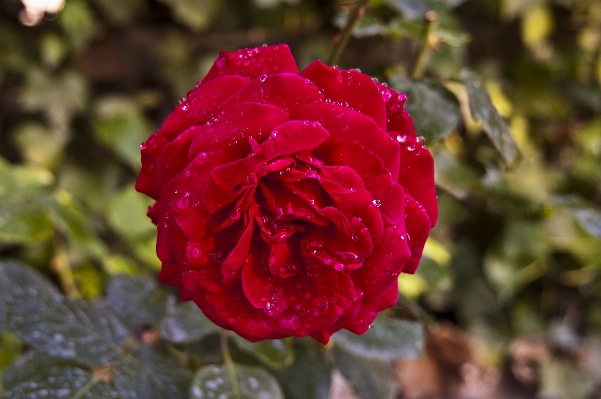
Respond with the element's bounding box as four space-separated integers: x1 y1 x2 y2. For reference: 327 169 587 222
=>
107 274 172 330
113 345 191 399
333 315 423 360
190 364 284 399
1 262 128 367
1 366 119 399
158 301 218 344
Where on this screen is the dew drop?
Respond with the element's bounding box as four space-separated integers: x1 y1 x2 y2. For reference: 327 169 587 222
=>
176 192 190 209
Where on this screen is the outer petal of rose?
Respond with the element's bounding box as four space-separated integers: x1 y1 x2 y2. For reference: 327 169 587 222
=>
403 194 432 274
136 131 168 200
340 306 378 335
189 102 290 158
201 44 299 85
155 179 178 262
377 83 417 137
352 219 410 304
301 61 387 130
296 100 400 181
161 75 250 138
219 74 324 116
397 133 438 226
221 218 254 284
158 261 180 286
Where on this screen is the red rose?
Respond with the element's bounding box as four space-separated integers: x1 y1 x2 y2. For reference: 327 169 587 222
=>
136 44 437 343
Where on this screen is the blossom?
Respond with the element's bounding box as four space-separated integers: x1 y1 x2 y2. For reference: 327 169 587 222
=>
136 44 437 343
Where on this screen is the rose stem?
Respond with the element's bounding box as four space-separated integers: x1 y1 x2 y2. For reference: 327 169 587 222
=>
220 331 241 399
327 0 370 66
50 245 81 299
410 10 439 80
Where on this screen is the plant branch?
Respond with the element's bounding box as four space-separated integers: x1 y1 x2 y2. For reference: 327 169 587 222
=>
410 11 439 79
221 331 241 399
327 0 370 66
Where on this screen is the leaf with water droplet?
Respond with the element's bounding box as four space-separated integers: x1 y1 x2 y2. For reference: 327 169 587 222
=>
332 315 423 360
232 335 294 369
1 262 128 366
190 364 284 399
158 301 219 344
1 366 119 399
113 344 191 399
107 274 173 330
333 346 397 399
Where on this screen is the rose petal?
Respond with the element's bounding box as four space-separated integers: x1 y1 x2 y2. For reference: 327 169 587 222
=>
301 61 387 130
162 75 250 138
296 100 400 181
188 102 290 157
201 44 299 84
220 74 324 116
397 134 438 226
402 194 432 274
377 83 416 137
221 218 255 284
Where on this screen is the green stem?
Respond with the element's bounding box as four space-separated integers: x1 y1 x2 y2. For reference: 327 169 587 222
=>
221 331 241 399
410 11 439 79
51 247 81 299
327 0 370 66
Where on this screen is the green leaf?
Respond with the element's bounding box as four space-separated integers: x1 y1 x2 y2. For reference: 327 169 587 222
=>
390 76 460 143
272 342 331 399
113 345 191 399
458 70 520 165
332 315 423 360
190 364 284 399
0 261 62 330
232 336 294 368
107 275 172 330
46 190 108 260
107 185 155 239
2 366 119 399
158 302 218 344
2 351 81 390
93 96 152 170
386 0 466 20
333 346 396 399
1 262 128 366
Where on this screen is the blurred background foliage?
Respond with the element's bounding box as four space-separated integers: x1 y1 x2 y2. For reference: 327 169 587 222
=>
1 0 601 398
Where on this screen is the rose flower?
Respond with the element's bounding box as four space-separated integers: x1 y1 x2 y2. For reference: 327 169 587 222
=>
136 44 437 343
